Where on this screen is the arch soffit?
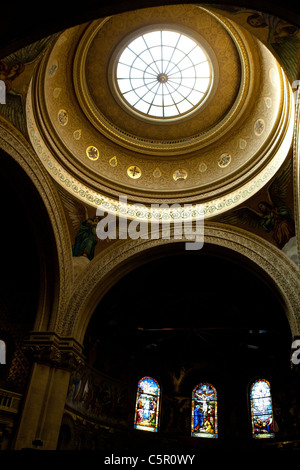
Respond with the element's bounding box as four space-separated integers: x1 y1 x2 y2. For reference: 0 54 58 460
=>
0 117 74 332
69 223 300 344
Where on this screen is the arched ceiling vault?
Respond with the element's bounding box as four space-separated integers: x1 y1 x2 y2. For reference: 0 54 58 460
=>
26 4 295 225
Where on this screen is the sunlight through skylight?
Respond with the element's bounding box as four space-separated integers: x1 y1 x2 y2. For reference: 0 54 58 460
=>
116 30 212 119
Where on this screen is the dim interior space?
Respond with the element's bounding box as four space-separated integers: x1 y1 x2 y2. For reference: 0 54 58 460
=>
0 0 300 455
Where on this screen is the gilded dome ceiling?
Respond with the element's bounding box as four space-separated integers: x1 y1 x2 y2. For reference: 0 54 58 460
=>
26 4 294 221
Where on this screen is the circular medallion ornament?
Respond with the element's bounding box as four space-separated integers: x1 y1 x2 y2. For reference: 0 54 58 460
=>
173 169 188 181
199 162 207 172
218 153 231 168
254 119 265 136
127 165 142 179
58 109 68 126
86 146 99 160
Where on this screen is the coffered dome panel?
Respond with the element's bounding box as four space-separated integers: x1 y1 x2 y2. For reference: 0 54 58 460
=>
26 4 294 221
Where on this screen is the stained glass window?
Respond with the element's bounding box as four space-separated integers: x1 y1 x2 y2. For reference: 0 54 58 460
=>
134 376 160 432
250 379 275 439
191 382 218 438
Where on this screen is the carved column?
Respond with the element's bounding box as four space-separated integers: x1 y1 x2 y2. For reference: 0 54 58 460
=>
12 333 84 450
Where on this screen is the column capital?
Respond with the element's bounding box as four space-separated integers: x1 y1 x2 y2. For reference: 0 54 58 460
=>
23 332 85 371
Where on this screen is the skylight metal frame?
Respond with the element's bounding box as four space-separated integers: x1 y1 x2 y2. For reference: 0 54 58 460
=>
110 26 214 123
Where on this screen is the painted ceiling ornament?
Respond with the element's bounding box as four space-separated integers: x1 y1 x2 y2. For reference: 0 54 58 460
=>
173 169 188 181
53 87 61 98
48 61 58 76
269 67 278 86
239 138 247 149
218 153 231 168
153 167 162 178
254 118 265 136
264 97 272 108
199 162 207 173
109 156 118 167
58 109 68 126
73 129 81 140
127 165 141 179
86 145 99 161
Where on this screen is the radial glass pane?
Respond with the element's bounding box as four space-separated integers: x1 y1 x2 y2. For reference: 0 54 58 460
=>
134 100 150 114
118 79 132 93
129 36 147 54
164 105 179 116
130 79 145 90
123 90 138 106
189 47 207 63
117 63 130 78
149 105 164 117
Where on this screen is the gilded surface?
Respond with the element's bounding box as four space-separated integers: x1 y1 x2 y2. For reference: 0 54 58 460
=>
26 5 293 211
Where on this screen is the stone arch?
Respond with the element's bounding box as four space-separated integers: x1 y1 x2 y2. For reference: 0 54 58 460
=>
68 222 300 344
0 117 73 333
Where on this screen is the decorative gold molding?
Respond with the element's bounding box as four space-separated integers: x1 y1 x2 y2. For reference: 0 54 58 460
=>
64 223 300 344
73 8 249 155
26 75 295 222
26 6 293 208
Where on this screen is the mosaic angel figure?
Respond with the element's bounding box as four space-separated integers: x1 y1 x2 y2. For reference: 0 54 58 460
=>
58 187 99 260
216 161 295 249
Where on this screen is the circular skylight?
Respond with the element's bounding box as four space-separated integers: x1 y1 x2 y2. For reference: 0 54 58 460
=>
115 29 212 120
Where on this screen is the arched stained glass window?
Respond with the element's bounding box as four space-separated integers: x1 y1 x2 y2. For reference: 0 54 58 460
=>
250 379 275 439
191 382 218 438
134 376 160 432
0 340 6 364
